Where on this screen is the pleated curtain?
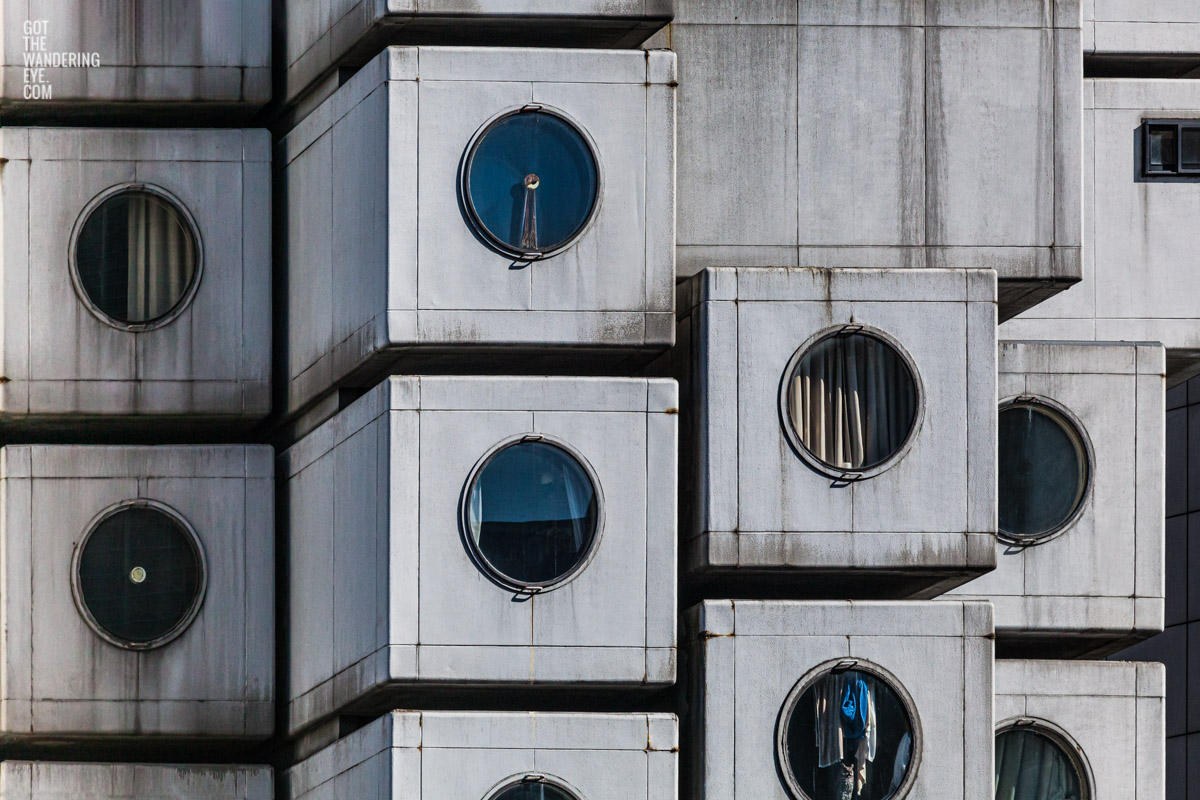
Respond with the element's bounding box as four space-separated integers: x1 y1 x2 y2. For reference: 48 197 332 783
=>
994 731 1082 800
790 334 916 470
125 194 194 322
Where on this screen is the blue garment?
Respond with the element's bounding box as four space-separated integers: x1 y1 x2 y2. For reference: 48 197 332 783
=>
839 678 870 740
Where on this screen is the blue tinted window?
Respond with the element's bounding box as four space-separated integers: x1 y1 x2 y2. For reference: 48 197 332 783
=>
466 111 598 256
995 729 1084 800
466 441 598 586
998 404 1089 539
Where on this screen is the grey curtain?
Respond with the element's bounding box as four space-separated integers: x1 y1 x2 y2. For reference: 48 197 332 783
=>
126 194 195 322
790 334 916 470
995 730 1082 800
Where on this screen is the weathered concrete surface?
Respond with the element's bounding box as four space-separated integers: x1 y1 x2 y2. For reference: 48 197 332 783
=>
0 762 272 800
1085 0 1200 56
283 0 674 106
669 267 997 599
0 128 271 430
284 712 676 800
996 660 1164 800
0 445 274 743
280 376 678 737
0 0 270 121
279 47 676 420
682 600 993 800
951 341 1165 658
1004 79 1200 385
671 1 1082 321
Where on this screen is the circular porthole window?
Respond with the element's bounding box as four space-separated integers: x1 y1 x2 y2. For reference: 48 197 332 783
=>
781 327 921 478
995 726 1089 800
489 777 580 800
463 437 601 590
72 501 207 650
779 662 920 800
72 185 201 329
998 399 1091 543
462 107 600 259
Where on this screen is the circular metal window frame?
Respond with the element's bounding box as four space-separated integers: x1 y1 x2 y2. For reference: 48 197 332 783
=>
994 717 1094 800
483 773 586 800
997 394 1094 546
779 324 926 481
70 498 208 651
459 433 605 594
68 182 205 332
460 104 604 261
776 657 924 800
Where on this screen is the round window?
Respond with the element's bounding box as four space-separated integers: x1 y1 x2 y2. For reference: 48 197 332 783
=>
779 665 919 800
998 400 1090 541
995 728 1087 800
73 187 200 327
463 108 600 258
73 502 206 649
783 329 920 475
464 438 600 589
491 780 578 800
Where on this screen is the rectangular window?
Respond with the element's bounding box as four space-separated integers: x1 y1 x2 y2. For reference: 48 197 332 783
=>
1143 119 1200 177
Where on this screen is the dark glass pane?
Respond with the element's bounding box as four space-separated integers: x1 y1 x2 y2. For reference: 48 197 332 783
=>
784 669 916 800
998 405 1088 539
994 730 1084 800
1183 128 1200 171
77 506 203 646
75 190 197 324
493 784 575 800
787 333 919 471
467 441 598 585
466 112 598 255
1148 126 1178 172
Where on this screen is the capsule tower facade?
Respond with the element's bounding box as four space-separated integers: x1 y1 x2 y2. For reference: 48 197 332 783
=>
0 0 1188 799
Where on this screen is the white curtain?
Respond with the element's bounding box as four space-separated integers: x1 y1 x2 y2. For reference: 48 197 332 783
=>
790 335 916 470
126 194 194 322
560 461 589 550
995 731 1081 800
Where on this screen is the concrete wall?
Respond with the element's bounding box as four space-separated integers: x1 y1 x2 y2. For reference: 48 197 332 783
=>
279 47 676 418
0 0 270 121
671 267 996 599
284 712 677 800
1085 1 1200 56
280 376 677 737
1004 79 1200 383
0 128 271 430
682 600 993 800
0 445 274 742
669 0 1082 321
996 660 1165 800
0 762 272 800
283 0 675 106
952 341 1165 657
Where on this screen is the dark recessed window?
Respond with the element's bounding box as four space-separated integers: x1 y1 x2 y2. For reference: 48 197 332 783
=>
464 439 599 588
784 329 919 475
491 780 577 800
463 107 599 258
1142 119 1200 177
74 504 206 649
998 400 1090 541
780 667 917 800
995 728 1086 800
75 188 199 326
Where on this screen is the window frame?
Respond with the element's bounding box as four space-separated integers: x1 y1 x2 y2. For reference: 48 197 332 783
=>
460 104 604 261
70 498 208 651
997 395 1094 546
1142 119 1200 177
994 718 1094 800
776 657 924 800
484 773 585 800
459 433 605 594
778 323 926 482
68 182 205 332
